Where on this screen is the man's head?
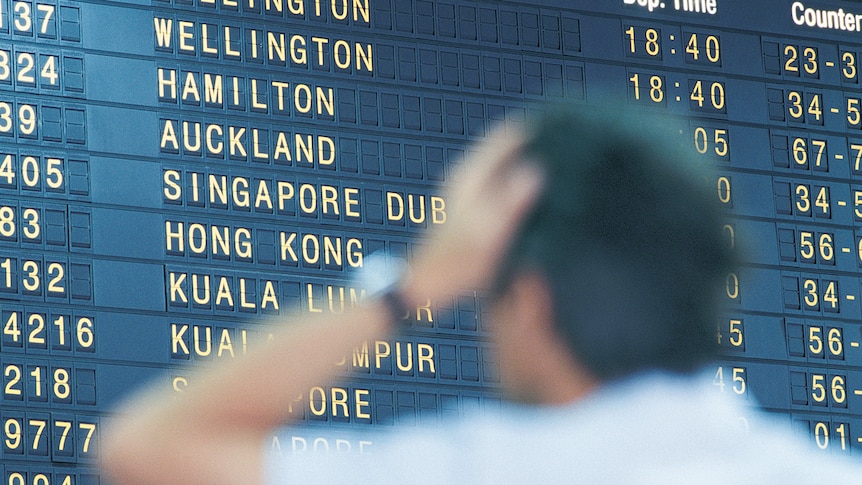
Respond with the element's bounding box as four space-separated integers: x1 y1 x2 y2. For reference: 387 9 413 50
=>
492 105 734 385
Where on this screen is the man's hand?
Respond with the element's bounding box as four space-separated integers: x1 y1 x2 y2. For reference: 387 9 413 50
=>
402 126 545 305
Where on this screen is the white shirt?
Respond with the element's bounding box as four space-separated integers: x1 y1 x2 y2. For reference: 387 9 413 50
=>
264 371 862 483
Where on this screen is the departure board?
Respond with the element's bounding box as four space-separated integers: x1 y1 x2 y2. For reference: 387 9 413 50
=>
7 0 862 481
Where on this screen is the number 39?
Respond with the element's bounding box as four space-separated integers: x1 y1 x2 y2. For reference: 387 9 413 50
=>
0 101 36 136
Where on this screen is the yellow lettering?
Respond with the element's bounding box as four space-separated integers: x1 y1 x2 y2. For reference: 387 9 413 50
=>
395 341 413 372
345 188 360 217
375 340 390 369
352 341 369 368
218 329 234 357
255 180 273 210
281 232 298 262
251 29 260 59
191 273 211 305
191 172 201 203
307 283 322 313
193 325 212 356
309 386 326 416
319 136 335 165
303 234 319 264
331 387 349 417
183 121 201 153
262 281 279 311
171 323 189 355
416 298 433 322
232 77 241 107
239 278 256 309
235 227 253 259
251 79 267 110
170 272 187 303
229 126 247 157
306 284 362 313
201 23 218 55
274 132 292 161
408 194 425 224
352 0 369 23
232 177 249 207
333 39 350 69
418 343 435 373
355 389 370 419
290 35 306 64
216 277 234 308
272 81 290 111
154 18 173 48
332 0 347 19
321 185 338 215
268 32 286 63
164 170 181 201
205 74 223 105
207 124 224 155
172 376 188 392
189 223 207 254
311 37 328 66
158 68 177 99
295 84 311 113
278 182 294 210
178 21 195 52
265 0 282 13
165 221 184 253
317 88 334 116
324 236 342 267
432 196 446 224
387 192 403 221
224 26 240 57
181 72 200 103
161 120 179 151
296 134 313 163
356 43 372 71
299 184 317 213
346 238 363 267
252 129 268 161
328 285 345 313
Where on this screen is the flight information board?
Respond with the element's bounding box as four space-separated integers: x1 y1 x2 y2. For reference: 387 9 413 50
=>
3 0 862 481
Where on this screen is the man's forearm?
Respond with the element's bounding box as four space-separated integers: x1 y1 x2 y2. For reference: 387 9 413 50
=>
100 300 397 485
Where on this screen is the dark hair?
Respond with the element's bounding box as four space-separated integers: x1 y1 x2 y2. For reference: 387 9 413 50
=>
494 104 735 381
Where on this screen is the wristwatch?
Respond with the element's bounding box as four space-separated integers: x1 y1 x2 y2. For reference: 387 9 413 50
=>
355 252 410 326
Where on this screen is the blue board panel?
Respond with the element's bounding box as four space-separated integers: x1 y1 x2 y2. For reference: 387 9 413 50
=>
9 0 862 477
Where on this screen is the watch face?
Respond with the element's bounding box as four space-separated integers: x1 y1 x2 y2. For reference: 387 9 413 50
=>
358 252 405 297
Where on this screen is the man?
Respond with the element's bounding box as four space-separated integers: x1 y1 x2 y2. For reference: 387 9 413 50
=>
101 105 862 483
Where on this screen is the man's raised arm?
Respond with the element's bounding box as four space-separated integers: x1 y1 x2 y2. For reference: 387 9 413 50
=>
98 128 544 485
